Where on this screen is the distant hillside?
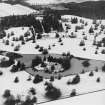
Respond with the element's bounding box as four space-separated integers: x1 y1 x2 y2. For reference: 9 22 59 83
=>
1 1 105 19
32 1 105 19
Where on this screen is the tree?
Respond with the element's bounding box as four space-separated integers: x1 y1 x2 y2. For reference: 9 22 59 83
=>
79 40 85 46
5 40 9 45
50 76 54 82
71 75 80 85
70 89 76 97
37 33 42 39
96 77 100 83
0 71 3 76
10 65 18 73
33 75 43 84
14 77 19 83
89 27 94 33
0 30 6 39
89 71 94 76
102 64 105 72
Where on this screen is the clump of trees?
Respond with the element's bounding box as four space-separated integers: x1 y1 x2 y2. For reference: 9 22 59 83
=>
47 56 71 70
3 90 37 105
31 56 42 68
10 61 25 73
45 82 61 100
0 58 15 68
71 17 78 24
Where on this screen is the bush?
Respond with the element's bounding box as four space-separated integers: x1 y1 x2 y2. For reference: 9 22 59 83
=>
3 90 11 98
71 17 78 24
82 60 90 67
33 75 43 84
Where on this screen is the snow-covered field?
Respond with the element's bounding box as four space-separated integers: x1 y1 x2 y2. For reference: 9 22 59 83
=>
0 14 105 104
0 3 39 17
0 59 105 104
0 15 105 61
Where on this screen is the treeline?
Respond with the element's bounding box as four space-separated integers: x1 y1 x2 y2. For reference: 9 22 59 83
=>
0 13 63 33
0 14 43 33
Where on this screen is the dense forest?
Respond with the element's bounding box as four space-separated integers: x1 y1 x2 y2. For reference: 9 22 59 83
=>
0 13 63 33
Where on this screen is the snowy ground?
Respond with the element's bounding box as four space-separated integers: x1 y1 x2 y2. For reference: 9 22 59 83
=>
0 61 105 104
0 15 105 61
0 15 105 104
